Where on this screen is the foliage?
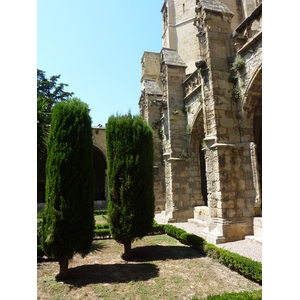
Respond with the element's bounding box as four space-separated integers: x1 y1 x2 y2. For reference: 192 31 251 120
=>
106 112 155 259
228 73 238 84
94 228 111 239
37 69 74 168
198 94 203 104
94 223 109 230
232 85 241 101
37 69 74 114
232 54 245 72
158 128 164 140
185 104 191 113
204 243 262 284
192 289 262 300
37 245 45 258
37 96 49 166
151 220 165 235
41 98 95 277
186 124 191 134
94 210 108 215
164 225 261 284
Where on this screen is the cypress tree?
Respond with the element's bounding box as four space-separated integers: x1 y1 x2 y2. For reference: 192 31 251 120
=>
106 113 155 260
41 98 95 279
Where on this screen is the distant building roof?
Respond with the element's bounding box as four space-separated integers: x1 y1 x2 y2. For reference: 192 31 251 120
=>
144 79 162 95
160 48 187 68
198 0 234 16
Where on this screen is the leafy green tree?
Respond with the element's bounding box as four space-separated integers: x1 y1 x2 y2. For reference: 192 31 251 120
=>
41 98 95 279
37 95 48 167
37 69 74 113
37 69 73 165
106 113 155 260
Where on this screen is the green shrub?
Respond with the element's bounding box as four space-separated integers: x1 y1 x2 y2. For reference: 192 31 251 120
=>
94 223 109 230
106 113 155 260
94 210 108 215
41 98 95 279
205 289 262 299
228 72 238 84
164 225 261 284
164 225 206 250
151 220 165 235
232 85 241 101
37 245 45 258
94 228 111 239
191 289 262 299
232 54 245 72
204 243 262 285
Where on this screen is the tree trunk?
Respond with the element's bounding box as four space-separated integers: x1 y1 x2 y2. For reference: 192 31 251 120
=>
123 241 132 261
57 256 69 280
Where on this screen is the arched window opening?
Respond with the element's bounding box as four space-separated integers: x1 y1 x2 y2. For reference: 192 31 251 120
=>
199 141 208 206
93 146 107 200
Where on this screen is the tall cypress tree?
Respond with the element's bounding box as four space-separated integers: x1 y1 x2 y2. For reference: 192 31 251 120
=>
41 98 95 279
106 113 155 260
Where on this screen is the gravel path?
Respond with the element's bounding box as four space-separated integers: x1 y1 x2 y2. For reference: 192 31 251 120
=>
155 214 262 263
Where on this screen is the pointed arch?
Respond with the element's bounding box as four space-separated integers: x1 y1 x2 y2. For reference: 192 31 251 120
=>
189 106 207 206
93 146 107 200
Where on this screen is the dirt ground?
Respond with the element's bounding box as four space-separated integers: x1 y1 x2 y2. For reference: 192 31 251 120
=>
37 234 261 300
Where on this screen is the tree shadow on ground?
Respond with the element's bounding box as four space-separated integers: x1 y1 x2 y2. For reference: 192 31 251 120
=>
37 241 106 263
59 263 159 287
130 245 204 262
89 241 107 253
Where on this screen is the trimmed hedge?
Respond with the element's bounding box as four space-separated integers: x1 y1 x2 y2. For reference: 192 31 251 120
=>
191 289 262 299
164 224 262 285
151 220 165 235
94 224 109 230
94 228 111 239
204 243 262 285
94 210 108 216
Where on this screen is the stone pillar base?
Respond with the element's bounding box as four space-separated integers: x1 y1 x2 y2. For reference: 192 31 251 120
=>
203 218 248 244
253 217 262 238
171 207 194 222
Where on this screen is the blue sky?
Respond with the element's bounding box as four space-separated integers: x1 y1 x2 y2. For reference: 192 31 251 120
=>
38 1 163 126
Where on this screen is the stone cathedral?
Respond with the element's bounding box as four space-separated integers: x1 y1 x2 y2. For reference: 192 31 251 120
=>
139 0 262 244
38 0 262 245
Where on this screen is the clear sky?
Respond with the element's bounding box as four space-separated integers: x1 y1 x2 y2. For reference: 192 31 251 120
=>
38 1 163 126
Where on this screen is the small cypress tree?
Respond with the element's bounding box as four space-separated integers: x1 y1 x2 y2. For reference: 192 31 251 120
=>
41 98 95 279
106 113 155 260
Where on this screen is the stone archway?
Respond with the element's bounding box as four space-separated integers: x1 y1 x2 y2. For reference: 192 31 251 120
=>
241 66 262 214
189 108 207 206
37 153 47 203
93 146 107 201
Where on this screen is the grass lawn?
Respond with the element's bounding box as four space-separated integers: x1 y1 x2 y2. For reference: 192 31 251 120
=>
37 234 261 299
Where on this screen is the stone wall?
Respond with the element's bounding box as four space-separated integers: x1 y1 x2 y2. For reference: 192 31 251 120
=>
92 127 107 160
139 0 262 243
162 0 200 74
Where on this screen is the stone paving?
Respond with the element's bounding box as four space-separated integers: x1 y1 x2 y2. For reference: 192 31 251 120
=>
154 214 262 263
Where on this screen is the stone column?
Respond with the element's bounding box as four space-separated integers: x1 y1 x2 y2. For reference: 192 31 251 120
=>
195 3 250 242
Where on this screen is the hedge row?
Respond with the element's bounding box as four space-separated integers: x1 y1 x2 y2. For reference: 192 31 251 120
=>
191 289 262 299
93 221 164 239
205 243 262 285
164 225 262 285
94 210 108 215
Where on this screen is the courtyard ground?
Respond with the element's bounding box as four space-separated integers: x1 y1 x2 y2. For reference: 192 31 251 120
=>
37 234 261 299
